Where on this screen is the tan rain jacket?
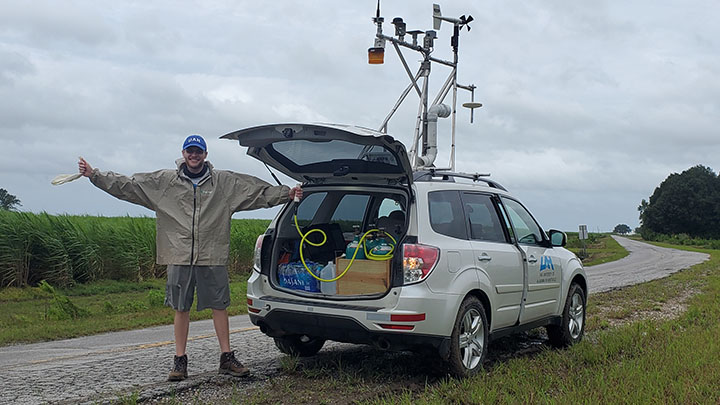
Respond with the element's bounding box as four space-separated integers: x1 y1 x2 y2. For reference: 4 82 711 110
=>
90 159 290 265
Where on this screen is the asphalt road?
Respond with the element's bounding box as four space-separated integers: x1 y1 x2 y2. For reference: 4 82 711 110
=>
586 236 709 293
0 236 709 404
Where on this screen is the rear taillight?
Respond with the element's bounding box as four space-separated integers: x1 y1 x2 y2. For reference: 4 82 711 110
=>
252 235 264 273
246 298 261 313
402 243 439 284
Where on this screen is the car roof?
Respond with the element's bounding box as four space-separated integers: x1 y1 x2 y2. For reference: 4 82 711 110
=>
412 177 512 197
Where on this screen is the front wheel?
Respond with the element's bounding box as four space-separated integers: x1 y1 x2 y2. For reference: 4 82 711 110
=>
547 283 586 348
273 335 326 357
446 296 488 378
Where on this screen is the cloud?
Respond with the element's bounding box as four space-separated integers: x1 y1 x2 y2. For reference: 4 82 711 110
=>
0 2 116 47
1 0 719 233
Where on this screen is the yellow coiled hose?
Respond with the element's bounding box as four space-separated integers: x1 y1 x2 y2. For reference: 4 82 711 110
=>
293 214 396 282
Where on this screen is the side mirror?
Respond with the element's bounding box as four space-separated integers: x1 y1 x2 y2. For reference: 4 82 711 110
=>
548 229 566 247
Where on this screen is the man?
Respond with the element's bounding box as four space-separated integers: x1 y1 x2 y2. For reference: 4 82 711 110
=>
78 134 302 381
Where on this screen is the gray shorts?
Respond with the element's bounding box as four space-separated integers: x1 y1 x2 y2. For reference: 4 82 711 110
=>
165 265 231 312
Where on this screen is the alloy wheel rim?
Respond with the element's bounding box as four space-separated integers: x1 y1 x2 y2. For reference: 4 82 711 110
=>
568 292 584 339
458 308 484 370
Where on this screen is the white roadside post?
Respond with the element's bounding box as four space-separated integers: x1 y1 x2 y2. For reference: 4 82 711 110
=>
579 224 588 259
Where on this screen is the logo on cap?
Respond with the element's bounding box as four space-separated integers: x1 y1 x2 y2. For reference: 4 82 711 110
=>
183 135 207 151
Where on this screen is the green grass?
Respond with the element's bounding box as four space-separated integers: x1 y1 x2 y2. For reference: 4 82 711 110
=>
566 233 629 266
407 317 719 403
0 277 249 345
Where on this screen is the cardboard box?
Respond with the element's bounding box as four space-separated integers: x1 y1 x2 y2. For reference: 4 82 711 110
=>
335 257 390 295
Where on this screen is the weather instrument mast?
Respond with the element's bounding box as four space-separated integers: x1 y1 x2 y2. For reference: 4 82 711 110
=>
369 2 481 171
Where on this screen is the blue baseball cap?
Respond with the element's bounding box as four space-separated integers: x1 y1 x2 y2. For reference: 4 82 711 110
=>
183 135 207 151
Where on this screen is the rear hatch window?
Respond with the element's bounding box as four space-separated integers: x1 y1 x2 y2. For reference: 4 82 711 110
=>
221 123 413 187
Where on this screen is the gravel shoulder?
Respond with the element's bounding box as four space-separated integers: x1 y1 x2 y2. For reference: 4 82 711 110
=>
0 317 276 404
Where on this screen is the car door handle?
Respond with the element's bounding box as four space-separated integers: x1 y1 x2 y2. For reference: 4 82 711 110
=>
527 255 538 263
478 253 492 262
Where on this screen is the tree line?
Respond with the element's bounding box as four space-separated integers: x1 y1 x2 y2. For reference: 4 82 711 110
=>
638 165 720 240
0 188 21 211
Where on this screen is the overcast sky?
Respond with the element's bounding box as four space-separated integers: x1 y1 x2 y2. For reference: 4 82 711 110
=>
1 0 718 232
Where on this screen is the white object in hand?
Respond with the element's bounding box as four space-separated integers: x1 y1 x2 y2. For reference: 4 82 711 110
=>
51 156 85 185
51 173 82 185
294 183 301 202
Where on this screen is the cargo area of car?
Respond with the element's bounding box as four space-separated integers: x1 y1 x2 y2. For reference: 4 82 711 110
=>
268 187 408 297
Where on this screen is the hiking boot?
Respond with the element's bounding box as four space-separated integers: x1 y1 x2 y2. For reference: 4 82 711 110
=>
219 350 250 377
168 354 188 381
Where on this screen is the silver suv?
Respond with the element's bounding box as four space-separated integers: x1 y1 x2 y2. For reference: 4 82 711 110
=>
222 123 587 377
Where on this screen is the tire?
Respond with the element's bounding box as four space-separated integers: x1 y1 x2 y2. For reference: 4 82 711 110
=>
446 296 488 378
547 283 586 348
273 335 326 357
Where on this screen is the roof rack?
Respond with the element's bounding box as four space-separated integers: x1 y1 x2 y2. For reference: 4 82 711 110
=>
413 169 507 191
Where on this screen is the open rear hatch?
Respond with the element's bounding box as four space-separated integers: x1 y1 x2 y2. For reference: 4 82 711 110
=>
221 123 413 187
222 123 412 298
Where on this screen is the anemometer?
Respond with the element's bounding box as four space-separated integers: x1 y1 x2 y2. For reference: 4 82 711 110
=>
368 1 482 172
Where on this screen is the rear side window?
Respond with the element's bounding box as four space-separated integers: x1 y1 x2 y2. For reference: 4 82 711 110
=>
462 193 506 243
295 192 327 227
378 197 403 217
330 194 370 232
429 191 468 240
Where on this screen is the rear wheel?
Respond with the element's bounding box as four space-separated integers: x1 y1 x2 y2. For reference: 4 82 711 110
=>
273 335 326 357
547 283 586 347
447 296 488 377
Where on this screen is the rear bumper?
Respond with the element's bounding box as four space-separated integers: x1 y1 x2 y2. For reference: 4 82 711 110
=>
250 308 450 355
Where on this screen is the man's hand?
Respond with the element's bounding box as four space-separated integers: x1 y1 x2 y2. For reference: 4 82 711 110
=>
78 157 93 177
289 185 303 202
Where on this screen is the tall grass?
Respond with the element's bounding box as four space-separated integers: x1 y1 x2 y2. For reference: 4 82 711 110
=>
0 211 269 288
639 230 720 249
229 218 272 270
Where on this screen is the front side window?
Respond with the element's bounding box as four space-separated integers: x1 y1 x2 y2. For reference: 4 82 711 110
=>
462 193 506 243
429 191 468 240
501 197 544 246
